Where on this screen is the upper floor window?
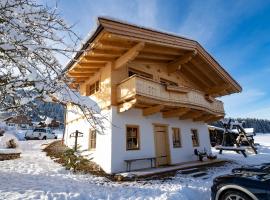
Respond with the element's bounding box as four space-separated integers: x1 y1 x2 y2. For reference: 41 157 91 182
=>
88 80 100 95
126 125 140 150
191 129 199 147
89 129 96 150
172 128 181 148
128 68 153 79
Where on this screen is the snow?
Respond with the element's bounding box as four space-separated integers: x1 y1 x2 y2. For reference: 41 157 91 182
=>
0 134 269 200
0 133 19 149
0 148 21 154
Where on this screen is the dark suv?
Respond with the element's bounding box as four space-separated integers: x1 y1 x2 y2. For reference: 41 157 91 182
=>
211 163 270 200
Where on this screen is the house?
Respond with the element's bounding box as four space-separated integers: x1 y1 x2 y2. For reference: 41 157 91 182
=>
63 17 242 174
4 115 32 130
38 118 63 129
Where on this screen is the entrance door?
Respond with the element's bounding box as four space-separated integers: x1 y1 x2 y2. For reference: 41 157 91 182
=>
154 125 170 166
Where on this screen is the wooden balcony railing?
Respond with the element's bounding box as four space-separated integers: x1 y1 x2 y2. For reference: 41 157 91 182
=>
117 75 224 114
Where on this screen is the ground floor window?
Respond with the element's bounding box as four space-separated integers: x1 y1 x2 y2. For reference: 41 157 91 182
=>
172 128 181 148
191 129 199 147
126 125 140 150
89 129 96 150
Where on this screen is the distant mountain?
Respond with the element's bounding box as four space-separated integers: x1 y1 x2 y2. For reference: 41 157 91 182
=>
29 101 64 122
211 118 270 133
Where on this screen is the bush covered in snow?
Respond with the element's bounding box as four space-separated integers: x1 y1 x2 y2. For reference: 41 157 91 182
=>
0 133 19 149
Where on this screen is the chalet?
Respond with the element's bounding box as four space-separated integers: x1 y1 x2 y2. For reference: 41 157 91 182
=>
4 115 32 129
63 17 242 174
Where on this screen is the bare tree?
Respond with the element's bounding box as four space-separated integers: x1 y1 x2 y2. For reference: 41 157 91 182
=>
0 0 105 131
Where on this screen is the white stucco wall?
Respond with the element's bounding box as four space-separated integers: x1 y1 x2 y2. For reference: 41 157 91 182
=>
64 104 113 173
110 106 211 173
65 104 212 174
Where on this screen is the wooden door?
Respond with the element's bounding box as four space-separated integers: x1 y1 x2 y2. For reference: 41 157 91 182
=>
154 125 169 166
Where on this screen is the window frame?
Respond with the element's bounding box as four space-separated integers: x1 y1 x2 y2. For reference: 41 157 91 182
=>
126 125 140 151
89 129 96 150
172 127 181 148
88 80 100 96
191 129 200 147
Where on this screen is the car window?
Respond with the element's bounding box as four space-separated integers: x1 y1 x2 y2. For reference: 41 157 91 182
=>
33 129 46 133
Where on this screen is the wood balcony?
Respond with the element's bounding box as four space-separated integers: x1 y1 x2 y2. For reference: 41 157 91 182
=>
116 75 225 122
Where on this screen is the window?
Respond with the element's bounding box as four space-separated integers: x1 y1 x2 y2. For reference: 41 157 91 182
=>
172 128 181 148
89 129 96 150
88 80 100 95
126 125 140 150
191 129 199 147
128 68 153 79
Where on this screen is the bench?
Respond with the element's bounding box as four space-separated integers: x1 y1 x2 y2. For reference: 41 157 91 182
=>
124 157 157 172
215 146 247 157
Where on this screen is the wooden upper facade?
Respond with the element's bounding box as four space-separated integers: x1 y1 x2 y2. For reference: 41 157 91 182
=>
64 17 242 123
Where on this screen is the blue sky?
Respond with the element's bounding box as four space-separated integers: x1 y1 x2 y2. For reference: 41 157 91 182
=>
53 0 270 119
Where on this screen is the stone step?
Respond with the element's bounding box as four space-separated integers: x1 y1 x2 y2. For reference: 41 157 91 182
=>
179 168 199 174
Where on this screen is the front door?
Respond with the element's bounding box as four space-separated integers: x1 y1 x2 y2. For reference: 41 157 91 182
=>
154 125 170 166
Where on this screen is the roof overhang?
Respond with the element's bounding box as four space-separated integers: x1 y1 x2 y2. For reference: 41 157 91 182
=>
64 17 242 97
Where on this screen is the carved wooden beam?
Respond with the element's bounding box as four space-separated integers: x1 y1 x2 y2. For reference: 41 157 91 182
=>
143 105 164 116
162 107 190 118
167 50 197 73
114 42 145 69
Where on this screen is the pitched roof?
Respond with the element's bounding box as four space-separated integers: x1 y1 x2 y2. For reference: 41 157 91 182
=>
64 17 242 96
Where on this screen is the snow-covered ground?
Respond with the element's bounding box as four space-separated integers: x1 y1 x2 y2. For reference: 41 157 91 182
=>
0 134 269 200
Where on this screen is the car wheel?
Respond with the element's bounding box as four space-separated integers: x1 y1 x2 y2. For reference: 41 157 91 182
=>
54 136 57 139
42 136 47 140
221 190 252 200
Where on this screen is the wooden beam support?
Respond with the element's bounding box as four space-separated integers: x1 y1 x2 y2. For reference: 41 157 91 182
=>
99 40 134 49
84 56 114 62
77 63 105 68
206 84 229 94
190 59 220 85
162 107 190 118
193 114 212 122
114 42 145 69
71 68 99 73
181 64 211 88
180 67 208 89
179 111 204 120
89 49 123 56
142 45 185 55
118 99 137 113
167 50 197 73
205 115 224 123
143 105 164 116
68 72 94 77
137 52 176 61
